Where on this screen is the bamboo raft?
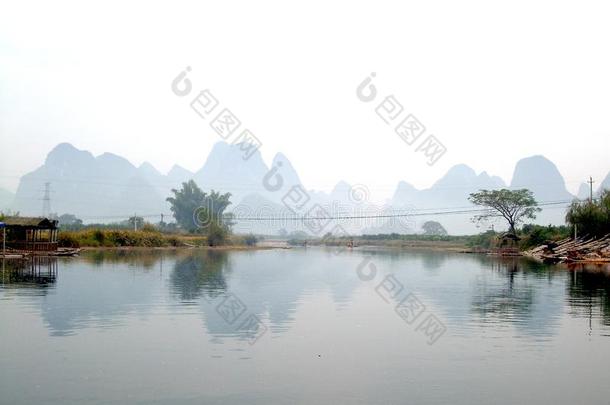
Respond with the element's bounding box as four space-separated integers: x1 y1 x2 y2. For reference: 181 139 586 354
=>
0 247 81 259
525 235 610 264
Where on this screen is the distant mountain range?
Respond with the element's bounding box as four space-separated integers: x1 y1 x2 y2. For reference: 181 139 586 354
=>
6 142 610 235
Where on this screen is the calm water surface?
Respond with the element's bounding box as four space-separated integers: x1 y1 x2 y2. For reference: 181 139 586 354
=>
1 248 610 404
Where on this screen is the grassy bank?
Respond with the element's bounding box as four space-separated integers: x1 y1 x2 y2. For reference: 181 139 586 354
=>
59 229 207 248
464 225 571 250
305 234 470 251
307 225 573 252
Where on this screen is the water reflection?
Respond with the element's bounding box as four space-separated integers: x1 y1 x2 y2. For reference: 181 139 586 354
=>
566 264 610 328
170 250 229 302
469 258 563 337
4 249 610 405
0 257 58 289
169 249 362 340
83 248 166 269
1 249 610 340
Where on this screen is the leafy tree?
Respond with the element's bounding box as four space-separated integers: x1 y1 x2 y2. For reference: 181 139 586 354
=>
421 221 448 236
566 190 610 238
203 190 232 219
287 230 309 245
166 180 233 243
469 189 541 234
167 180 207 232
58 213 84 229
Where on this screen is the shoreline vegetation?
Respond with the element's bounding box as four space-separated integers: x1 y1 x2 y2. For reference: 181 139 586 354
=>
57 229 267 249
7 186 609 261
55 226 562 253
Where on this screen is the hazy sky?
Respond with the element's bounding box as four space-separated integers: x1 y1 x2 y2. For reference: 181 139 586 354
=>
1 0 609 200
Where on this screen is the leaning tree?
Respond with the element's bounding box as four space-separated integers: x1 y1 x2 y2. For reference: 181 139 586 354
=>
468 189 541 234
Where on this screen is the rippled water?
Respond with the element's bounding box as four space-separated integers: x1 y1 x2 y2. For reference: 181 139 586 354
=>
1 248 610 404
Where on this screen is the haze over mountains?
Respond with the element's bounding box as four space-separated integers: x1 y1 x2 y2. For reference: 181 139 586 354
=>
6 142 610 235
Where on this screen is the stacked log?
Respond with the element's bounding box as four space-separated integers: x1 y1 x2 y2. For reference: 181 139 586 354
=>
525 235 610 263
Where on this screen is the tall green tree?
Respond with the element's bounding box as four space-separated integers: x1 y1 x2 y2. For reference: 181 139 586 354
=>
468 189 540 234
566 190 610 237
166 180 233 244
167 180 206 232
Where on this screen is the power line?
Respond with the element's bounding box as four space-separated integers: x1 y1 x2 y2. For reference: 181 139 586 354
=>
221 200 574 221
75 199 576 221
51 199 578 222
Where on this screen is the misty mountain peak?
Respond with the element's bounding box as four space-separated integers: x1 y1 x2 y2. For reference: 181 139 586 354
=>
49 142 79 154
194 141 269 202
198 141 266 172
97 152 133 164
599 171 610 194
448 163 477 176
96 152 137 175
331 180 352 197
476 170 506 188
396 180 418 191
511 155 562 185
168 164 192 178
511 155 572 201
577 182 590 199
271 152 302 188
272 152 289 163
45 142 95 167
391 181 418 205
432 164 477 189
138 161 161 176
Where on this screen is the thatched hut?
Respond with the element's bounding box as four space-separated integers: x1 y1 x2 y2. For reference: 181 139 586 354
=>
493 232 521 255
1 217 59 252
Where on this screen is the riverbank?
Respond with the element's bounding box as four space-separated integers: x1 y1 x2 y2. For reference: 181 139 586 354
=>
79 244 289 252
305 237 469 252
58 229 270 249
59 229 465 252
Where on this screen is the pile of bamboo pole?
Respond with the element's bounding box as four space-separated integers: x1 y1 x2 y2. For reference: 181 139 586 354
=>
525 235 610 263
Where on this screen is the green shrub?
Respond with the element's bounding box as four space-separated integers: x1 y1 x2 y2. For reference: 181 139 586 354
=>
93 229 105 244
58 232 80 248
519 224 570 249
207 222 228 246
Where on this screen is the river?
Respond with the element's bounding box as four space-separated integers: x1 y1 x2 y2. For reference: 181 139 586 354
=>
1 248 609 404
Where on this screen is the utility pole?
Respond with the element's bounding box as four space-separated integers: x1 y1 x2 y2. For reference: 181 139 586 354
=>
588 176 595 203
134 213 138 231
42 182 51 217
160 213 164 224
